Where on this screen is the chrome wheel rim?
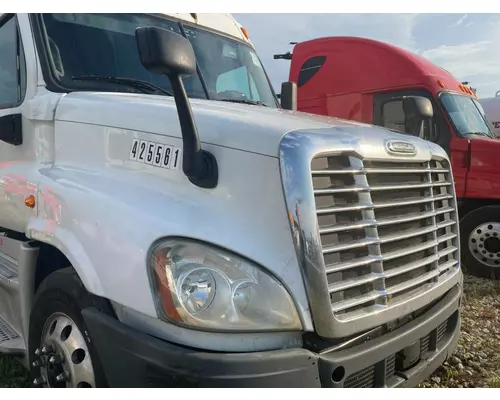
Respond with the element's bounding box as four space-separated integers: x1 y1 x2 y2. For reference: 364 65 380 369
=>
32 312 95 388
469 222 500 268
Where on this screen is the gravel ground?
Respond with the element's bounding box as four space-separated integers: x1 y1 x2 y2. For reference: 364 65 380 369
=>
1 274 499 388
420 275 500 388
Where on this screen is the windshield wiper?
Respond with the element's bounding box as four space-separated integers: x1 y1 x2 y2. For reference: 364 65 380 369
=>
218 99 268 107
465 131 493 138
72 75 173 96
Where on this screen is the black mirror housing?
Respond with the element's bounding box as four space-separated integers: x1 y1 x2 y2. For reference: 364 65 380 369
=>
402 96 433 120
135 27 197 78
280 81 297 111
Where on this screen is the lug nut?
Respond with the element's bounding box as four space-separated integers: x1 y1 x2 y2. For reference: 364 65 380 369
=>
49 354 63 364
33 377 46 386
41 345 53 355
56 372 70 382
34 348 41 356
32 360 41 367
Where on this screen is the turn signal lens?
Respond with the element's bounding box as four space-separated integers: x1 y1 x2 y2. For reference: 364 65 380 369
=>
240 27 249 40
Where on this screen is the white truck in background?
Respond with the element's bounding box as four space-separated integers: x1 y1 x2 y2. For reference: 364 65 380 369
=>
479 91 500 137
0 12 462 388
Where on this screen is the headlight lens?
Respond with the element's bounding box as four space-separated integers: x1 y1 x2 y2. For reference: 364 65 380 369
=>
149 239 302 331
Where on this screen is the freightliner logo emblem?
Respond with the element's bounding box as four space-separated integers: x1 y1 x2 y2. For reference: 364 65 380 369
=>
385 140 417 156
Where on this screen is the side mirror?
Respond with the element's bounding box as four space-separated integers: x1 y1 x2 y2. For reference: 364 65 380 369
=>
402 96 433 139
136 27 197 77
280 81 297 111
135 26 218 189
0 114 22 146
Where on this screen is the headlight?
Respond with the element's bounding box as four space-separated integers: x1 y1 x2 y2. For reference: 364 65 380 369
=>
149 239 302 331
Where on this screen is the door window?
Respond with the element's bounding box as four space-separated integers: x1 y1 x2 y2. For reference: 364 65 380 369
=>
0 16 26 109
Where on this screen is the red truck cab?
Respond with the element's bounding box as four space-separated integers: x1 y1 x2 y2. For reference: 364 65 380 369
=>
278 36 500 279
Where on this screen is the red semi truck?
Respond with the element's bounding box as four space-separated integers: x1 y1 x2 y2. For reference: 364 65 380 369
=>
275 37 500 279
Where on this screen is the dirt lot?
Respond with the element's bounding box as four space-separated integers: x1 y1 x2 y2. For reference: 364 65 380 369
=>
1 274 499 388
420 275 500 388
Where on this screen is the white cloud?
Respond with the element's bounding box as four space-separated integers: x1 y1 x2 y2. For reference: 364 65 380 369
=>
420 19 500 98
422 41 495 77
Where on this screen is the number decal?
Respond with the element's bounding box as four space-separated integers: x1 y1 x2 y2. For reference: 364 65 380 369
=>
129 139 139 160
145 142 155 164
154 144 164 166
129 139 182 171
162 146 173 168
138 141 147 162
172 148 180 170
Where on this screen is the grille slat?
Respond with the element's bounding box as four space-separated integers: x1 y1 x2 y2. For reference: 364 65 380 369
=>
322 221 456 256
326 255 382 274
439 259 459 273
379 224 439 244
313 167 449 176
312 155 459 321
382 239 438 261
320 219 378 234
372 194 453 209
323 237 380 254
317 203 374 214
384 254 439 279
315 186 370 195
438 246 458 258
370 182 451 192
328 256 456 295
325 243 457 276
377 210 437 227
377 207 454 227
331 291 382 313
438 232 457 244
386 269 441 296
315 181 451 196
316 194 454 216
328 272 383 293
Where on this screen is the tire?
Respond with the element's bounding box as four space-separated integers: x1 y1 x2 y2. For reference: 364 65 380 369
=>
28 267 113 388
460 205 500 279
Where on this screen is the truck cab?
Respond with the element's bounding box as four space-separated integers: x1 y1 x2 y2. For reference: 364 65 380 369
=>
0 14 462 388
278 36 500 279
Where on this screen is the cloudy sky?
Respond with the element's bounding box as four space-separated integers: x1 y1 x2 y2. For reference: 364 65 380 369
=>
234 13 500 99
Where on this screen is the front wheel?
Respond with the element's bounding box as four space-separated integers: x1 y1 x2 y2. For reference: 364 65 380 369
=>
28 268 112 388
461 205 500 279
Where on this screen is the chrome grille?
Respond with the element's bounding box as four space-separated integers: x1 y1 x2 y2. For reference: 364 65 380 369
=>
311 154 459 322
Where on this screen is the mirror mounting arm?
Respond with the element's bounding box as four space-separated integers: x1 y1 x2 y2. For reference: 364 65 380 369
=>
135 26 218 189
169 75 218 188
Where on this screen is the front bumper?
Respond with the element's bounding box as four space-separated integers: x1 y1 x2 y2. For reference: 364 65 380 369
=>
82 284 461 388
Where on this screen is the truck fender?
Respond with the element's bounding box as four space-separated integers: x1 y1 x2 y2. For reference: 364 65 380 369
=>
26 217 104 296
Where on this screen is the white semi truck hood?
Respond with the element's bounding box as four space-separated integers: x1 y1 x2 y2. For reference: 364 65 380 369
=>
54 92 382 158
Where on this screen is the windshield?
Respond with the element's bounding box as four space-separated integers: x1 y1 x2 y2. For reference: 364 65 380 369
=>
439 92 496 138
37 13 277 107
